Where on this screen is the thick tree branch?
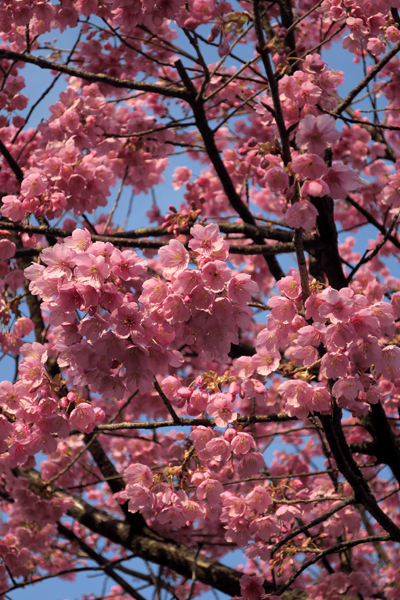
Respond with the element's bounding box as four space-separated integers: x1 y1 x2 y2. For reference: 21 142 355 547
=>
309 195 347 288
359 402 400 486
0 137 24 183
0 49 189 99
320 402 400 541
57 522 147 600
93 412 296 432
175 59 285 280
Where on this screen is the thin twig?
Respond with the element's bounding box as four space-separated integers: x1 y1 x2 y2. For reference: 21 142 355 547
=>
154 379 181 424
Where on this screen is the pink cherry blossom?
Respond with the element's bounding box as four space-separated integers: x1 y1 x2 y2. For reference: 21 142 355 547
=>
189 223 226 256
252 346 281 376
267 296 297 323
264 166 289 191
245 486 273 513
75 254 110 288
110 303 145 339
69 402 96 433
196 479 223 504
207 393 237 427
158 240 189 279
301 178 330 197
332 376 364 401
285 201 318 230
0 239 16 260
201 260 232 292
124 463 153 487
21 172 47 199
0 195 25 221
292 153 328 179
319 289 354 323
240 574 265 600
231 432 256 455
323 163 360 199
320 352 349 379
296 114 340 155
227 273 259 303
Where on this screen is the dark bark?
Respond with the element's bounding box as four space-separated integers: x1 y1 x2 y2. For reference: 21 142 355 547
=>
310 196 347 289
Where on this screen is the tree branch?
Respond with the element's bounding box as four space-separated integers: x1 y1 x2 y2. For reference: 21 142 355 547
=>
0 49 189 100
319 402 400 541
57 522 147 600
332 40 400 116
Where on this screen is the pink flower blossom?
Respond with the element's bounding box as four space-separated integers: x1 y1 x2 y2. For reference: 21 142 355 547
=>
332 376 363 401
227 273 259 304
21 172 47 199
292 344 318 368
201 260 231 292
292 153 328 179
0 195 25 221
323 163 360 199
120 484 156 513
276 503 303 521
124 463 153 487
69 402 96 433
264 166 289 192
13 318 34 338
348 336 382 369
157 506 187 528
110 303 144 339
320 352 349 379
187 389 209 415
196 478 223 504
238 452 265 476
205 438 231 462
249 515 280 541
240 574 265 600
285 201 318 230
252 347 281 376
245 486 273 513
64 228 92 253
158 240 189 279
319 289 354 323
110 249 147 280
296 114 340 155
18 357 45 388
297 324 326 347
140 278 169 304
231 432 256 455
375 345 400 381
0 239 16 260
279 379 313 417
172 166 192 189
189 223 226 256
162 294 191 324
311 383 331 412
190 426 214 451
302 178 330 197
351 309 381 338
367 37 385 56
268 296 297 323
325 322 355 351
41 245 76 279
275 272 300 300
207 393 237 427
75 254 110 288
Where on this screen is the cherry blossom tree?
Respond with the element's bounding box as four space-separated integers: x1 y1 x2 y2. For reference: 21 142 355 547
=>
1 1 400 599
